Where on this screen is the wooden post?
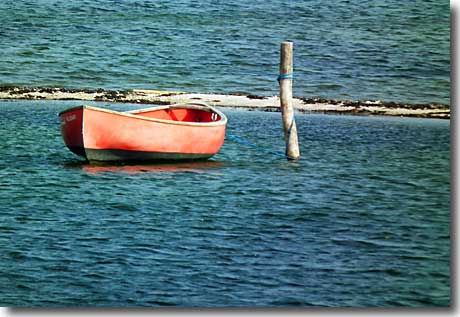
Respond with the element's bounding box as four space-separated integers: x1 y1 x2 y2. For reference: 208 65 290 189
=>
279 41 300 160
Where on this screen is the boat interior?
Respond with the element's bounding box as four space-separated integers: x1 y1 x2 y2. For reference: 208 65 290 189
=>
134 107 221 123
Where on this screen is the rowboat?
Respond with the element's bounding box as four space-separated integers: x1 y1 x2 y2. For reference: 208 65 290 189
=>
59 103 227 162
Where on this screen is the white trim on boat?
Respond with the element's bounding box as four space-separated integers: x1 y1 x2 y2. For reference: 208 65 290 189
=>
59 102 227 127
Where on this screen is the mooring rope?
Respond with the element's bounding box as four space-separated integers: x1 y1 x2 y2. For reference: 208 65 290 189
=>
225 72 297 160
226 133 288 159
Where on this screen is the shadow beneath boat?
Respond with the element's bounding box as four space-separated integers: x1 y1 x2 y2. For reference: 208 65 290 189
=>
63 159 225 174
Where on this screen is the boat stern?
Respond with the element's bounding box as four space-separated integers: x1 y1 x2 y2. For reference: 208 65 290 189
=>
59 106 86 159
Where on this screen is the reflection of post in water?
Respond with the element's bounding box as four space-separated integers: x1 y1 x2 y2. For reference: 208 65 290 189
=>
74 161 225 174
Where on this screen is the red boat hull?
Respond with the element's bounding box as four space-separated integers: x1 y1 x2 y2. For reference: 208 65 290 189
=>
59 104 227 162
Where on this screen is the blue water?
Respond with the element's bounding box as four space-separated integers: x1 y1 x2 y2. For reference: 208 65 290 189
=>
0 100 450 307
0 0 450 105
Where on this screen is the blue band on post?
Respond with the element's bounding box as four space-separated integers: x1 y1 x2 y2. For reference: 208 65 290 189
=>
277 73 293 81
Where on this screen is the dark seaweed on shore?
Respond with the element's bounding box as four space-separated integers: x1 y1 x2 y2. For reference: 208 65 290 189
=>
0 85 449 112
0 85 106 95
299 97 449 110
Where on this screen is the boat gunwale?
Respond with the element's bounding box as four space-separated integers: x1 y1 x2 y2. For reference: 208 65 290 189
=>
58 102 227 127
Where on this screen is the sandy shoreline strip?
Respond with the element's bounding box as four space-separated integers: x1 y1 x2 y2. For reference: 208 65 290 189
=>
0 86 450 119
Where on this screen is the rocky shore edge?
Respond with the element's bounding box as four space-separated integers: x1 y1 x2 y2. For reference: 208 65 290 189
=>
0 86 450 119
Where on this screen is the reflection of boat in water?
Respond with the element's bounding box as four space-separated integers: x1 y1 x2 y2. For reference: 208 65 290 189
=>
59 102 227 162
75 161 224 175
